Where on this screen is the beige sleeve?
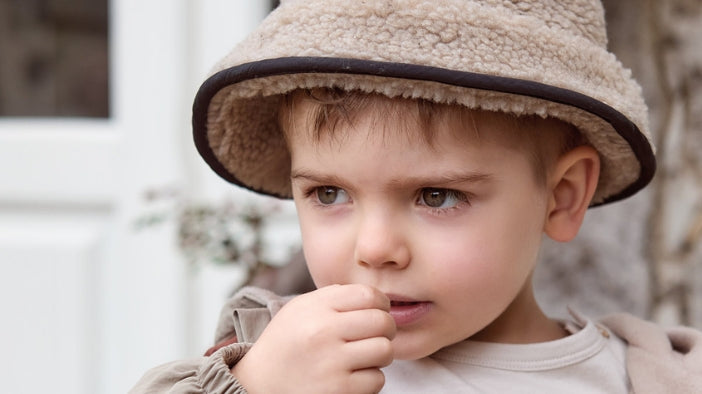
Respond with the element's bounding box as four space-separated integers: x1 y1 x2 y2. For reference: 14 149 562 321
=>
129 287 291 393
128 343 252 394
600 313 702 394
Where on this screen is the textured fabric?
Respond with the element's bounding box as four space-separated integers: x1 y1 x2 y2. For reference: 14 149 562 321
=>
600 313 702 394
192 0 656 205
213 286 291 344
128 343 251 394
129 287 702 393
129 288 283 394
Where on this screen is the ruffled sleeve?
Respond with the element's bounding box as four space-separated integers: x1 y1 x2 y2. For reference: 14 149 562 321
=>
129 287 292 393
129 342 253 394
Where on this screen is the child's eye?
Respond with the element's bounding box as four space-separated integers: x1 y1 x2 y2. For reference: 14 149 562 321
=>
314 186 350 205
418 188 467 209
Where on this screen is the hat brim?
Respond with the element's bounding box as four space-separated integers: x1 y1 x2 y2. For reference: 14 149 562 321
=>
193 56 656 206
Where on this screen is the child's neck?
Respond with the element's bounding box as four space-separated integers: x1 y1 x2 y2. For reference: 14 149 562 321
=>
470 280 568 344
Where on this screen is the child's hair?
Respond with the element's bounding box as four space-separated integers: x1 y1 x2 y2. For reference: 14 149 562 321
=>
279 88 588 186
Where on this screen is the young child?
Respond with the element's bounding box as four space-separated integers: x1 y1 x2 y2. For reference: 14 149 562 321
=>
132 0 702 392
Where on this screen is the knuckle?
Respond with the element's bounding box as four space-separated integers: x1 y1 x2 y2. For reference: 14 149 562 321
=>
383 311 396 330
371 369 386 393
316 284 341 300
355 284 377 303
297 319 329 345
377 338 394 365
367 309 395 336
348 369 385 394
354 284 388 309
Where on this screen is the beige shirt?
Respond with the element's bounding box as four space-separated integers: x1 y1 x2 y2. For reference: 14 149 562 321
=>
130 287 702 394
382 312 629 393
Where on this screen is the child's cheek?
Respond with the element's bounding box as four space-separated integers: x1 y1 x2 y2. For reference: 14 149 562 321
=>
427 226 522 286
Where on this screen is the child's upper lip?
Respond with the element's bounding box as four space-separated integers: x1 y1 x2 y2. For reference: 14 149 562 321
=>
384 293 425 303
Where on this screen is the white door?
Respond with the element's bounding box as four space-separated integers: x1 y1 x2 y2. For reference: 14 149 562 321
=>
0 1 279 393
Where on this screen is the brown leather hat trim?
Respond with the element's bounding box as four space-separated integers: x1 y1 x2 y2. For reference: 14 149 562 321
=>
193 57 656 205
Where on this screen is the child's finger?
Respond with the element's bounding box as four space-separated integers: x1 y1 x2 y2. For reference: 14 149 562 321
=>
345 336 395 370
321 284 390 313
338 308 396 342
348 367 386 394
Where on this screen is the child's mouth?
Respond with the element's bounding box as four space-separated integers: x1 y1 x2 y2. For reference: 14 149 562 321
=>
387 298 432 326
391 301 419 307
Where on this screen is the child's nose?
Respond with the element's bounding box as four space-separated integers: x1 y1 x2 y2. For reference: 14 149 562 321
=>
353 211 410 270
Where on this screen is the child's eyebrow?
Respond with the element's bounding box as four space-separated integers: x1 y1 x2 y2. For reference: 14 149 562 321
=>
290 170 347 186
290 169 492 188
387 172 493 188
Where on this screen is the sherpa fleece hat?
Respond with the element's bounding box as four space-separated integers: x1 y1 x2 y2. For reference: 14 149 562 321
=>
192 0 656 206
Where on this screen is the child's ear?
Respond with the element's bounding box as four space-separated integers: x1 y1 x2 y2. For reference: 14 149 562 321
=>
544 145 601 242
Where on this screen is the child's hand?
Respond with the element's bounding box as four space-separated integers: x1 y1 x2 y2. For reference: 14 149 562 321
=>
231 284 396 393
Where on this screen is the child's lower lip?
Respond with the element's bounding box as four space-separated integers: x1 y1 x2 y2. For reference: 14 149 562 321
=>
389 302 431 326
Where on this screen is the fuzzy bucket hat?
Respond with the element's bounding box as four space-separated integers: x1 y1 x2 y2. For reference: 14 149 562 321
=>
193 0 656 206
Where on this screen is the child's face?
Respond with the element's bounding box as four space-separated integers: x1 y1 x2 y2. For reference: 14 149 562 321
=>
286 99 553 360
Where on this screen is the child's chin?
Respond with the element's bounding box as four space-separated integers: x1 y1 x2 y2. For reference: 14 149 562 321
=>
391 336 444 361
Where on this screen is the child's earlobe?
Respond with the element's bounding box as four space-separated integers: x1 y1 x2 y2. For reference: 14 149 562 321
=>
544 146 601 242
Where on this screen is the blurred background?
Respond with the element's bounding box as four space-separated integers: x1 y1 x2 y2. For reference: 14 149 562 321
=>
0 1 699 393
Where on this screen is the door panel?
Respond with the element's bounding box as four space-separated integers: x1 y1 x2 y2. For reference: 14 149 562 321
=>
0 2 279 393
0 207 105 393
